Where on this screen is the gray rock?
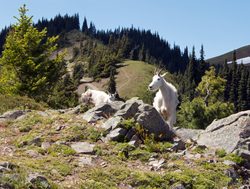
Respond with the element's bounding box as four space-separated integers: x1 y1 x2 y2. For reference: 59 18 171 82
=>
70 142 95 154
197 110 250 154
224 167 238 183
125 128 137 141
174 127 203 142
238 150 250 161
172 138 186 152
0 162 17 170
26 150 39 158
101 116 123 131
136 104 174 140
170 184 186 189
0 110 29 121
148 158 165 170
114 97 143 119
27 173 50 189
29 137 42 147
82 101 124 123
105 128 127 142
78 156 93 166
223 160 237 166
128 134 142 147
41 142 51 150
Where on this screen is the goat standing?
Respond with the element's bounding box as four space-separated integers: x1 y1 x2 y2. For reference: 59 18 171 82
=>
148 69 179 127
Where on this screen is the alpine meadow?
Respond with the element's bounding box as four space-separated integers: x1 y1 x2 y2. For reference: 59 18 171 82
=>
0 2 250 189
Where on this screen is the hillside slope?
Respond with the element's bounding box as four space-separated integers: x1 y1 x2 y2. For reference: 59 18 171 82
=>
207 45 250 65
77 60 177 103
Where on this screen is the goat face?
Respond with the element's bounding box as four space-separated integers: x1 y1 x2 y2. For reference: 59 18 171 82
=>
148 75 164 91
81 90 92 103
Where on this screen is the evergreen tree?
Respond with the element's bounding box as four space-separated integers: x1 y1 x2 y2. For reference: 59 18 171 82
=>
238 66 248 111
107 66 116 94
199 45 208 79
229 50 238 111
0 5 65 100
82 17 88 34
247 75 250 109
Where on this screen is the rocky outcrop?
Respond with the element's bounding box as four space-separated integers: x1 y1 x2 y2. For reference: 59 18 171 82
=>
174 127 203 142
83 97 174 141
82 101 124 123
197 110 250 154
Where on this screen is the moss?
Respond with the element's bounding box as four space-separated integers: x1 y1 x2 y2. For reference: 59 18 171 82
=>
129 148 153 162
47 144 76 157
215 149 227 158
224 153 244 164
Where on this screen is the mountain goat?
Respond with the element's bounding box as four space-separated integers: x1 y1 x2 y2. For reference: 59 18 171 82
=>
148 69 179 127
81 89 115 106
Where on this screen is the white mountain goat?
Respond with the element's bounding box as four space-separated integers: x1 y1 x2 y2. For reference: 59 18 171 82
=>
81 89 115 106
148 69 179 127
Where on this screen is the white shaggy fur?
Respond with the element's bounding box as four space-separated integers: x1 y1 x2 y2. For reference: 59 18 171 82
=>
148 73 179 127
81 89 115 106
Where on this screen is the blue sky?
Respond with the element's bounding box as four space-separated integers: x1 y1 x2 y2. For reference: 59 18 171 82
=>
0 0 250 58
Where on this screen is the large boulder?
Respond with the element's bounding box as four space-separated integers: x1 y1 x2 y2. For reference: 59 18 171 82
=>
82 101 124 122
114 97 143 119
174 127 203 142
197 110 250 154
136 104 174 140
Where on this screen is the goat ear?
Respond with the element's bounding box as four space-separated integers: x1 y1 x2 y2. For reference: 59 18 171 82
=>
161 72 168 77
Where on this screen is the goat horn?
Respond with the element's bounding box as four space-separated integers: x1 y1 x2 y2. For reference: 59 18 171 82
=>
158 68 163 75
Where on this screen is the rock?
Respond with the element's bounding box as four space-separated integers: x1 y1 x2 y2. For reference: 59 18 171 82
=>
78 156 93 166
170 183 186 189
136 104 174 140
105 128 127 142
174 127 203 142
125 128 137 141
82 101 124 123
29 137 42 147
26 150 39 158
224 167 239 184
171 138 186 152
0 162 17 170
223 160 237 166
41 142 51 150
70 142 95 154
0 110 29 121
114 97 143 119
238 150 250 161
27 173 51 189
101 116 123 131
128 134 142 147
55 125 65 131
197 110 250 154
148 158 165 170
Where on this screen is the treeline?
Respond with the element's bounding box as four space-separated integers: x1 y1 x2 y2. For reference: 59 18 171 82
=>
218 51 250 111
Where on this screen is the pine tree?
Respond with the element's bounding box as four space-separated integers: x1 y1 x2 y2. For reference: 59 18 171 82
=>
107 66 116 94
82 17 88 34
222 59 231 101
229 50 238 111
0 5 65 100
238 66 248 111
247 75 250 109
199 45 208 79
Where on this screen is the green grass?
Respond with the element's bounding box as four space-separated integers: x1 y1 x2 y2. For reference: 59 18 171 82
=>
0 94 47 114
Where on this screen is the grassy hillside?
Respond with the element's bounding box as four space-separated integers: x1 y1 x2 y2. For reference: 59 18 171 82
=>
78 60 178 103
0 95 47 114
207 44 250 65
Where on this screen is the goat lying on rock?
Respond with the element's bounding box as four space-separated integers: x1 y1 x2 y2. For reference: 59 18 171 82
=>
81 89 115 106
